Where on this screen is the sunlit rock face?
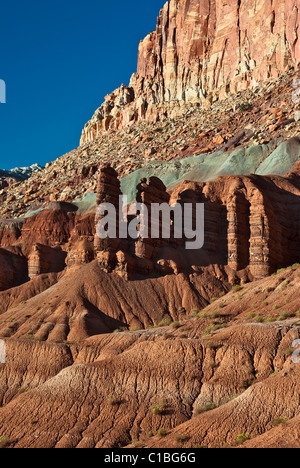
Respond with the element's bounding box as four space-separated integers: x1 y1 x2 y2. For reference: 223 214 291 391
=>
80 0 300 144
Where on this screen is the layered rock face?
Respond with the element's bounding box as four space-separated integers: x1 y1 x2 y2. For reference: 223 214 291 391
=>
80 0 300 143
0 161 299 292
94 165 300 281
0 203 95 291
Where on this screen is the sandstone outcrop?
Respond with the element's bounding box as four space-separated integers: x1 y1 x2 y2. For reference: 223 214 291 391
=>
80 0 300 143
94 166 300 281
0 248 28 291
0 159 299 295
28 244 67 279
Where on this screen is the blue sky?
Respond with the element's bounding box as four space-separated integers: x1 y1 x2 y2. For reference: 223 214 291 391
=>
0 0 165 170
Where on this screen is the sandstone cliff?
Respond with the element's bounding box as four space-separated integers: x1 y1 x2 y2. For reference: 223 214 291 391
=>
81 0 300 143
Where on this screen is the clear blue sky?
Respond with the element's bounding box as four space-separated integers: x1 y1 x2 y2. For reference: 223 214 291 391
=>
0 0 165 170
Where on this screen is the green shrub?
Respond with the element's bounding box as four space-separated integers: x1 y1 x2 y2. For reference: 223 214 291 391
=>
190 309 199 316
171 321 181 329
233 433 251 446
271 416 288 427
0 435 9 448
232 285 242 292
174 434 188 443
254 314 264 323
109 396 122 406
157 428 168 437
151 404 165 415
195 402 216 414
278 310 293 321
157 317 172 327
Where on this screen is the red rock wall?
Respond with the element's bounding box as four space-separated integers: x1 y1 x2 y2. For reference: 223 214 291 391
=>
80 0 300 143
94 167 300 281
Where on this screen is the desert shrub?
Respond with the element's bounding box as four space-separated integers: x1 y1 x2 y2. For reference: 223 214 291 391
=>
109 396 122 406
157 428 168 437
17 387 29 394
151 403 165 415
171 321 181 329
198 311 208 318
238 102 252 112
174 434 188 443
208 310 223 319
203 323 226 336
246 312 256 319
232 284 242 292
254 314 264 323
157 317 172 327
271 416 288 427
190 309 199 316
232 433 251 446
195 402 216 414
278 310 293 321
0 435 9 448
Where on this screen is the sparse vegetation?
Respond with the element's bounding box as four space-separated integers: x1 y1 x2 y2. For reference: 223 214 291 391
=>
25 334 35 340
0 435 9 448
17 386 29 394
195 402 216 414
271 416 289 427
157 317 172 327
278 310 293 321
157 428 168 437
171 321 181 329
254 314 264 323
238 101 252 112
151 403 165 415
174 434 188 443
232 433 251 446
190 308 199 316
109 396 122 406
203 323 226 336
232 284 242 292
283 347 294 357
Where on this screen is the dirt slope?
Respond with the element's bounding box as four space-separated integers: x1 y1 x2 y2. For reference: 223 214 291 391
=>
0 265 299 448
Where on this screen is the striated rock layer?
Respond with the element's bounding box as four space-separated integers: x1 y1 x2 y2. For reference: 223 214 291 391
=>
80 0 300 143
94 165 300 281
0 162 299 293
